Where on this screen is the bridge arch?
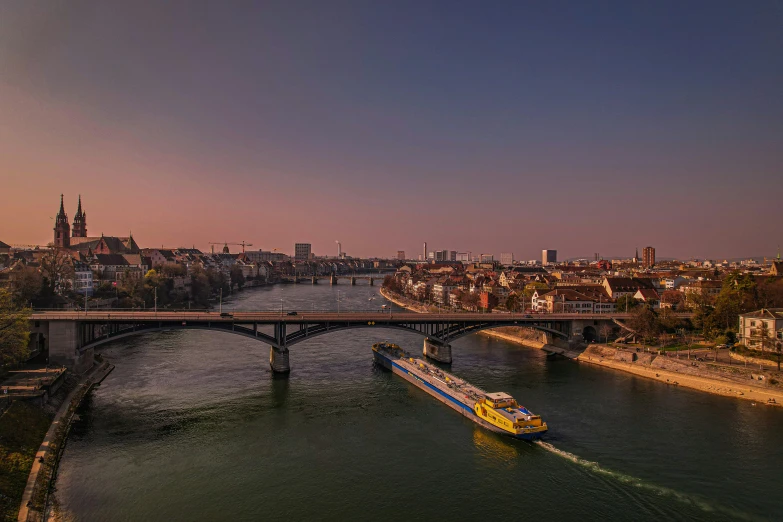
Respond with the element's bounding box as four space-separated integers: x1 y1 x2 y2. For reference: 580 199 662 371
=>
79 320 568 352
81 324 277 351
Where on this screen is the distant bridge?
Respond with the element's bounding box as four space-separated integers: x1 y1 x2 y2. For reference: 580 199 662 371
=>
30 311 692 373
279 274 384 285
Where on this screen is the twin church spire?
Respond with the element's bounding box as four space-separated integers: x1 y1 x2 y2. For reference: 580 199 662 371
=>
53 195 88 248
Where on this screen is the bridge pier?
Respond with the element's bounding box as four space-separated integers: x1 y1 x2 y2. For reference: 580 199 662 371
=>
369 278 374 286
312 276 318 284
269 346 291 373
350 277 356 286
423 337 452 364
49 321 94 374
330 275 337 285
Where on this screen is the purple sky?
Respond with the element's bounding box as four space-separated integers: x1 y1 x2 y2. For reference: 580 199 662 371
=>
1 1 781 260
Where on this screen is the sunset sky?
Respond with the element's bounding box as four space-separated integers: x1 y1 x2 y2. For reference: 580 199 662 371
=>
1 1 781 260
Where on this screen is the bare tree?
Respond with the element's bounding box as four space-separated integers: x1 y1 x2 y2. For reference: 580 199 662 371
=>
598 323 613 343
40 245 75 295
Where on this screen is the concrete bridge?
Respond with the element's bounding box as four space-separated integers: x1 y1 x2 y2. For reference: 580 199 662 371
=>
280 274 382 285
30 311 689 373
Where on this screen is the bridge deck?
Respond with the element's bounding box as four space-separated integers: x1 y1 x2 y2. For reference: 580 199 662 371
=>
30 311 690 323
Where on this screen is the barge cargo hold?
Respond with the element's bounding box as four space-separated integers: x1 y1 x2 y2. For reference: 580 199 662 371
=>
372 342 547 440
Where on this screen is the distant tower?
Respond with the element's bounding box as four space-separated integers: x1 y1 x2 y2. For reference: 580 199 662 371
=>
72 195 87 237
423 242 427 261
222 243 230 254
53 194 70 248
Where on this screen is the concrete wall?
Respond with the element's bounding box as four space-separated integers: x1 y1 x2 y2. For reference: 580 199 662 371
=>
47 321 94 374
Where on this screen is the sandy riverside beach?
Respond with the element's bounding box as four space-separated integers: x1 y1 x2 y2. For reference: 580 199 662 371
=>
578 346 783 407
379 287 548 350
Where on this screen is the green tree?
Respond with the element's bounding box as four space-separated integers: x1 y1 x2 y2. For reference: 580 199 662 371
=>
505 293 521 312
12 267 43 308
616 295 641 313
230 265 246 290
628 306 662 343
0 288 31 370
522 282 549 299
190 267 211 308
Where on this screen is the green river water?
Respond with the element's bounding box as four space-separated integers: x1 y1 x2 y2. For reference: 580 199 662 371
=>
52 284 783 521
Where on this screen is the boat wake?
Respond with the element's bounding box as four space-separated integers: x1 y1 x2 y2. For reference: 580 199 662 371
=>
534 440 761 521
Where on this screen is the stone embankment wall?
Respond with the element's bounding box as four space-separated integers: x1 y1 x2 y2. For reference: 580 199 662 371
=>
729 352 780 369
578 345 783 406
18 361 115 522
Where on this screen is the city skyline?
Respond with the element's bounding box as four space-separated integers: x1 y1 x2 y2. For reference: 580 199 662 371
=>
1 1 781 259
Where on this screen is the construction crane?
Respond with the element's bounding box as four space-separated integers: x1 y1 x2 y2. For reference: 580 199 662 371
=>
208 241 253 254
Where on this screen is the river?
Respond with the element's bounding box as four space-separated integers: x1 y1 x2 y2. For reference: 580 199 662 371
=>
52 283 783 521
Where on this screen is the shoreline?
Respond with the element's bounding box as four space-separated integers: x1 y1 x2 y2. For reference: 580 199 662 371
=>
578 347 783 407
380 287 551 352
17 360 115 522
380 287 783 407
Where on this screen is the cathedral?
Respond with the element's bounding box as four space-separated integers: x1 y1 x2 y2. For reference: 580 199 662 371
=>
53 195 140 254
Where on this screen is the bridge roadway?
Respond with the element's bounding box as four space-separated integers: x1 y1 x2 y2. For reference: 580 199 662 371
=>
31 311 690 373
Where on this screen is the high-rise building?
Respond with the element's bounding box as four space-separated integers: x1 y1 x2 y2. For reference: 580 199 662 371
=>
397 250 405 261
295 243 311 260
542 249 557 265
500 252 513 266
456 252 470 263
642 246 656 268
480 253 494 263
435 250 448 262
423 242 427 261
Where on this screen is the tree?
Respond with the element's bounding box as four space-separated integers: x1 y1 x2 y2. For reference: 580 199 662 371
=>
190 267 211 308
522 282 549 299
660 290 684 310
12 266 43 307
0 288 31 370
628 306 662 344
230 265 246 290
598 323 614 343
40 246 75 295
505 293 521 312
615 295 641 313
460 292 479 311
750 320 774 353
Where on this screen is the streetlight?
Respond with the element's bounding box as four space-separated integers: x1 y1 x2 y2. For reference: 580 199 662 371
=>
280 298 284 316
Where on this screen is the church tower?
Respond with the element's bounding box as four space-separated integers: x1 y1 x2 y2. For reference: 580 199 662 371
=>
54 194 71 248
72 195 87 237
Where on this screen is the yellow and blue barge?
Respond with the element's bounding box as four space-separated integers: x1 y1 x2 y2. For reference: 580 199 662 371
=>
373 342 547 440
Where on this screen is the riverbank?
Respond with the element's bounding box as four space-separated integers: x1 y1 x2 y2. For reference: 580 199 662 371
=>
578 345 783 407
17 360 114 522
380 287 557 352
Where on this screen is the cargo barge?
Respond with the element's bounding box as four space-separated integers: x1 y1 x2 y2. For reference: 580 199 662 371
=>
373 342 547 440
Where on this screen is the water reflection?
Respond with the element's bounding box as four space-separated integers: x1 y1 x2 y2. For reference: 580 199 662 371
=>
472 426 519 466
